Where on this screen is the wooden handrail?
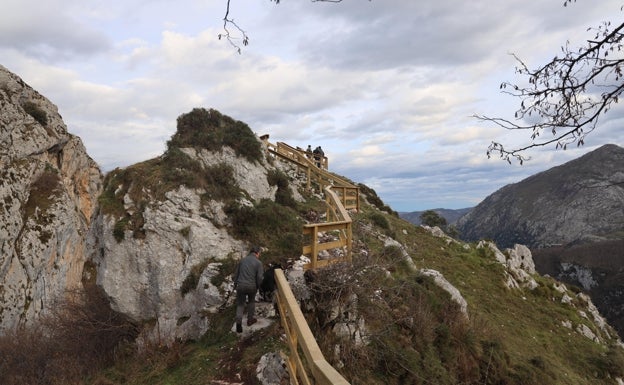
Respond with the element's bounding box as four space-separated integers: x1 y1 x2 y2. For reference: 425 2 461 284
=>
274 269 351 385
265 137 353 384
265 139 357 269
302 186 352 270
266 140 359 212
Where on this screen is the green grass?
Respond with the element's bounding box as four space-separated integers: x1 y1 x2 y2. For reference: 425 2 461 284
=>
93 306 286 385
78 193 624 385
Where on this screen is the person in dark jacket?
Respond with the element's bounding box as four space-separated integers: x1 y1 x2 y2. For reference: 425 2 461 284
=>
232 246 264 333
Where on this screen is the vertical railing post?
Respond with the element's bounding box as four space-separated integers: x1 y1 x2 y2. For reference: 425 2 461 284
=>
311 226 319 269
306 167 311 190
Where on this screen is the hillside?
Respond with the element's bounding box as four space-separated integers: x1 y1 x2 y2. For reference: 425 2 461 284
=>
456 144 624 249
454 144 624 340
533 240 624 342
1 65 624 385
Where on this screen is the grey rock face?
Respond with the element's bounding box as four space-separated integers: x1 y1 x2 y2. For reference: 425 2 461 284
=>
0 65 305 343
0 65 102 332
91 139 300 344
457 144 624 249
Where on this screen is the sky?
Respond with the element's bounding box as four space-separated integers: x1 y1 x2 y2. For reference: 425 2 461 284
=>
2 0 623 212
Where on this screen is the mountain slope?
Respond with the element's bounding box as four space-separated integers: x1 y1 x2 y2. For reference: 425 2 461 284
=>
456 144 624 249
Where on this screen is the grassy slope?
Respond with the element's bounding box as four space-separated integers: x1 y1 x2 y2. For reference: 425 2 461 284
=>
88 197 624 385
381 209 623 384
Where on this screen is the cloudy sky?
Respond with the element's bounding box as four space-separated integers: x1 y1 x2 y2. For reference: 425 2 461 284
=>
2 0 623 211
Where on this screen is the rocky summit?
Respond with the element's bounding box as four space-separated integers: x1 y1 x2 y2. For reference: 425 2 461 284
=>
456 144 624 249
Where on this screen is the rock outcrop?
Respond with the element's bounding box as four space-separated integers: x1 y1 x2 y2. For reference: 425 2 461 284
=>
0 67 303 343
91 157 290 343
0 65 102 332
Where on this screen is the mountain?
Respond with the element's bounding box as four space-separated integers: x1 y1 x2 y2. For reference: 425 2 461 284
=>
400 207 472 226
455 144 624 340
1 65 623 385
456 144 624 249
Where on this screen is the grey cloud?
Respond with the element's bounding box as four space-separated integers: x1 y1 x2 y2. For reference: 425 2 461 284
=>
283 0 622 71
0 2 110 61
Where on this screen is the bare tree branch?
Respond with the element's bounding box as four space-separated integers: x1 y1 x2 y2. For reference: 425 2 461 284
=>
218 0 249 54
219 0 357 53
476 10 624 164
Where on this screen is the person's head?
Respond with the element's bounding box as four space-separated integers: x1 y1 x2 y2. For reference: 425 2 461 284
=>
250 245 262 256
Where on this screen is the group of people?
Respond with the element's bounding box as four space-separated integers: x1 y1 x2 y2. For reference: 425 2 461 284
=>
306 145 325 168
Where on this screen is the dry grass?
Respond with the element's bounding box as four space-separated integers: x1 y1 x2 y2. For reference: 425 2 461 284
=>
0 285 138 385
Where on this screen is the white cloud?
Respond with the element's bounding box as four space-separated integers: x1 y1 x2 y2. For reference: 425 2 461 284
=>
1 0 622 211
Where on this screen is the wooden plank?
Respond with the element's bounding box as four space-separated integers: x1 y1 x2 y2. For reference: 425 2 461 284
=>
313 360 351 385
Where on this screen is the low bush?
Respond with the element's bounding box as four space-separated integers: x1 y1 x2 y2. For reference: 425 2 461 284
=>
168 108 262 163
22 101 48 126
268 169 296 207
225 199 303 262
305 254 512 385
181 259 210 296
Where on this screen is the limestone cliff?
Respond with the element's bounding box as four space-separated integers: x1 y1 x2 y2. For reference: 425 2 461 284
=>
0 66 302 343
88 108 303 343
0 65 102 332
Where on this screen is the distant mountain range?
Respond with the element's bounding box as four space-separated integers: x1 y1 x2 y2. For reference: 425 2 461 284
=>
456 144 624 249
399 207 472 226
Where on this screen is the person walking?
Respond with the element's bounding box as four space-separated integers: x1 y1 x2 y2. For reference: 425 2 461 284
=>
232 245 264 333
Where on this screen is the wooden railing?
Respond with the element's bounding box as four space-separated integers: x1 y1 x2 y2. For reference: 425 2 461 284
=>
302 186 352 270
265 139 358 269
330 186 359 212
275 268 351 385
267 141 328 171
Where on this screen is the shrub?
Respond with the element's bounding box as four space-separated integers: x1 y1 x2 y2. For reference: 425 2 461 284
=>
225 199 303 261
24 166 61 218
113 217 129 242
210 256 239 288
420 210 447 228
202 163 240 201
305 257 483 385
357 183 397 216
161 147 204 189
22 101 48 126
268 169 296 207
181 259 210 296
180 226 191 238
368 211 390 230
168 108 262 163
